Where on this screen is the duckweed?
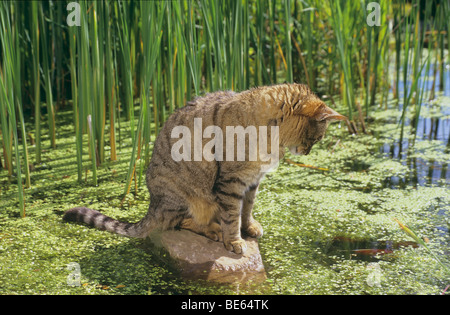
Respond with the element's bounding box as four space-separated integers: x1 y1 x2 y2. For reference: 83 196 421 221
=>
0 102 449 295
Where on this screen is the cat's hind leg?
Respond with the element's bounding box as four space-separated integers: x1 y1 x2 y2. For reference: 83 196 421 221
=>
180 197 222 241
180 218 223 242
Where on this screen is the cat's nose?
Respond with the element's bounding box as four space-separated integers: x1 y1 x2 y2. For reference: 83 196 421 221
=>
304 147 312 155
290 146 310 155
298 148 308 155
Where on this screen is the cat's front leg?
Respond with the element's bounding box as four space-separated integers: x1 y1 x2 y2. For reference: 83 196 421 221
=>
241 183 263 238
216 190 247 254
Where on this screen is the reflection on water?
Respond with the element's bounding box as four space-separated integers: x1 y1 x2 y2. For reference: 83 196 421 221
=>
320 237 419 263
331 66 450 263
382 155 449 188
381 66 449 188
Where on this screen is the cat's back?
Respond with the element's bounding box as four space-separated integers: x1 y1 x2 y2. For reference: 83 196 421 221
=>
159 90 239 134
186 90 238 115
145 91 239 194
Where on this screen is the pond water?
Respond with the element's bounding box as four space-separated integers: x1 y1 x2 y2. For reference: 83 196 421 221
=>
323 65 449 266
381 64 450 187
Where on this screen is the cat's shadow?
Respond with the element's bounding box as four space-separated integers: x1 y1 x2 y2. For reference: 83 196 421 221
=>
73 238 176 293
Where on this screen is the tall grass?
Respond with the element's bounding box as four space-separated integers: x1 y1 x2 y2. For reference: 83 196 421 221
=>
122 0 164 198
31 2 41 165
284 0 293 83
39 2 56 150
0 0 448 215
329 0 357 125
396 0 441 153
78 0 97 184
67 4 82 182
0 1 27 216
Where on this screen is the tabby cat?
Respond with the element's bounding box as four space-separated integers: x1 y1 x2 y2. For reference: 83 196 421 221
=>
64 83 346 254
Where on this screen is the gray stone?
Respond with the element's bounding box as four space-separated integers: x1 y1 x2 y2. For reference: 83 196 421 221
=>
145 229 266 284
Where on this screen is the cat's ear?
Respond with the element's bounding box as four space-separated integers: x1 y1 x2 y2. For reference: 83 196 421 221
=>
314 106 347 122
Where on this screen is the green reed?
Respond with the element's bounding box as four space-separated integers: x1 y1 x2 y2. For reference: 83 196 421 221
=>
31 2 41 165
122 0 164 197
394 218 450 277
67 8 82 182
104 0 117 162
0 1 26 216
12 3 30 189
79 0 97 185
397 0 433 153
90 1 106 165
284 0 293 83
329 0 356 125
39 2 56 150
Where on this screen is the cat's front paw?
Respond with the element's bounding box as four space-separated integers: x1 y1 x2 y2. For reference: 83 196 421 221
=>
243 220 263 238
224 238 247 254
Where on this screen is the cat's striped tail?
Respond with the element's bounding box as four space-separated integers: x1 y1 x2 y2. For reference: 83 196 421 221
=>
63 207 153 238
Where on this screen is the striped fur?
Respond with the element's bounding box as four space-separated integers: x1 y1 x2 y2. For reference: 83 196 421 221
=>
63 83 345 254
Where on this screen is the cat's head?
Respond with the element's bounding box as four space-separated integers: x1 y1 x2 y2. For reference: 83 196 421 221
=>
280 96 346 156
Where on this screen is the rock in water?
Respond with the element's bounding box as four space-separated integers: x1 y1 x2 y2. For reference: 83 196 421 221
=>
145 229 266 284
